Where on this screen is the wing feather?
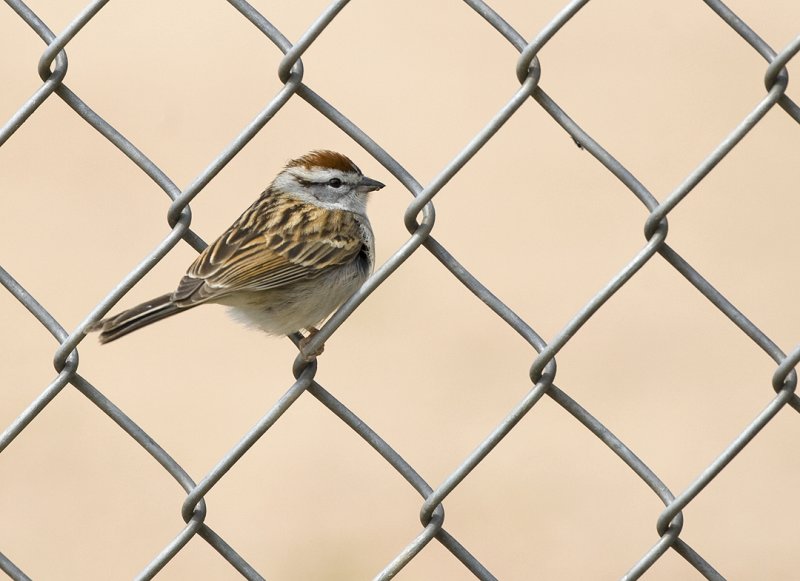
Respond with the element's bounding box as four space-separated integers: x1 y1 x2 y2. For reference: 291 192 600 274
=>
172 196 364 307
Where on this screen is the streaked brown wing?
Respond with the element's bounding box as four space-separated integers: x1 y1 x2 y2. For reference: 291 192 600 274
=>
172 199 363 307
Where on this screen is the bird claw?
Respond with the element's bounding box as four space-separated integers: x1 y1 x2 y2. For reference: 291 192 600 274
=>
298 327 325 362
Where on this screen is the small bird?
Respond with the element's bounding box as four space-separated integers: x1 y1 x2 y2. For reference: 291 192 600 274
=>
90 150 384 358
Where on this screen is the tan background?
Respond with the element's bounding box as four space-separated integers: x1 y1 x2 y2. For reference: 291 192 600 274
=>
2 1 799 579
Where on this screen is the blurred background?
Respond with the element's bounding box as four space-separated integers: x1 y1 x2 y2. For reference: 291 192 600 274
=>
1 1 799 579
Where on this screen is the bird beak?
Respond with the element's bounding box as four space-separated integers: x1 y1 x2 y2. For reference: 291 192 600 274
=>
358 176 385 193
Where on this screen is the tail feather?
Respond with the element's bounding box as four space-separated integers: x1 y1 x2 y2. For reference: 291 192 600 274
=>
90 293 191 343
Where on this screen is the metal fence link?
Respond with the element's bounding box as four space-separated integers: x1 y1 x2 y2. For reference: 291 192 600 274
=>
2 0 799 579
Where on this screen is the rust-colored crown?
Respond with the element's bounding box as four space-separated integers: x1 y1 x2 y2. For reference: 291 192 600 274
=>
286 150 361 174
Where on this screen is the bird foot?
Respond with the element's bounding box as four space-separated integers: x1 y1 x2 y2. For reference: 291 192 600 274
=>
298 327 325 362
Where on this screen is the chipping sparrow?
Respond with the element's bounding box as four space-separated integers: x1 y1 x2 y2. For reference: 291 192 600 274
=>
90 150 384 359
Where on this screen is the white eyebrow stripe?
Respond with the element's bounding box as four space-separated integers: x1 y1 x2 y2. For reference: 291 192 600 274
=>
290 167 358 183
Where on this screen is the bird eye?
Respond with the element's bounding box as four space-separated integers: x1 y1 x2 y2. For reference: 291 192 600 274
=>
327 178 343 188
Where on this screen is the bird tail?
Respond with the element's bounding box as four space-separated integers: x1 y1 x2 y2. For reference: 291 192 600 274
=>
89 293 190 343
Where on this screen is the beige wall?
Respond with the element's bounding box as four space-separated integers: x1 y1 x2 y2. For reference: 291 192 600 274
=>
2 1 799 579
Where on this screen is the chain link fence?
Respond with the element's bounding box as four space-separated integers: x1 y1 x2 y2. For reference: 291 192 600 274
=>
2 0 799 579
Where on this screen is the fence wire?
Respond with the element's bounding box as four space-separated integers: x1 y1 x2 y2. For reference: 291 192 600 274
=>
1 0 799 579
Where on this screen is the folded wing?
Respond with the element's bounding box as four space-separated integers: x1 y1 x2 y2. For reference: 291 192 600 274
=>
172 199 363 306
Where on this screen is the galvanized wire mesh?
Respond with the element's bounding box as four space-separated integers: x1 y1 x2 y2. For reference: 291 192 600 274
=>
2 0 799 579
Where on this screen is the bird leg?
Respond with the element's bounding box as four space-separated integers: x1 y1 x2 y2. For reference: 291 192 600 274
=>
298 327 325 361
